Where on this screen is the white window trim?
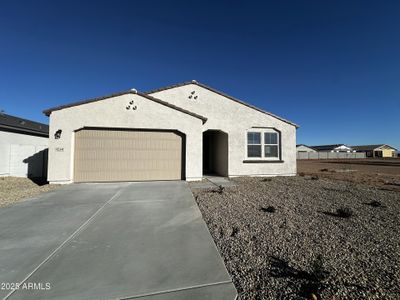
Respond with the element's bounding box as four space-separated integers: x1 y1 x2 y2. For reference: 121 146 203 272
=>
264 131 279 159
245 128 280 160
246 131 262 158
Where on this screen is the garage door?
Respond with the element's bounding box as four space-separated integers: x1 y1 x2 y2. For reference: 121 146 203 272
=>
74 129 183 182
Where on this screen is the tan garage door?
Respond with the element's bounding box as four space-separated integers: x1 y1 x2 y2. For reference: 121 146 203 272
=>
74 129 183 182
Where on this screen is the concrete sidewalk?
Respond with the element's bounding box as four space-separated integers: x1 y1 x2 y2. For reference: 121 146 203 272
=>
0 181 236 299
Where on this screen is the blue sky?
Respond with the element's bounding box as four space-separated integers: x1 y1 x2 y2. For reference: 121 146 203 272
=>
0 1 399 149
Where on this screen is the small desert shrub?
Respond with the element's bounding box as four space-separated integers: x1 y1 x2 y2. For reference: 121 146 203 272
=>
366 200 386 208
311 175 319 180
270 255 329 299
262 178 272 182
336 207 354 218
298 172 305 177
304 254 329 299
311 254 328 282
217 185 225 194
229 226 239 237
320 168 329 172
369 200 382 207
209 185 225 194
260 206 276 213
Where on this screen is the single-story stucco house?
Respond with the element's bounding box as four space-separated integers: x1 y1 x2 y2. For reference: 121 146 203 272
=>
0 113 49 178
352 144 397 158
296 144 317 153
310 144 355 153
43 81 298 184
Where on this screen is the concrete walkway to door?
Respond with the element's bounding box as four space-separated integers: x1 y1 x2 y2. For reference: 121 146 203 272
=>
0 181 237 300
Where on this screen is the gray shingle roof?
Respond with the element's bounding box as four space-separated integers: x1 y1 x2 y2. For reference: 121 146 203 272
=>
0 113 49 137
296 144 316 150
310 144 351 151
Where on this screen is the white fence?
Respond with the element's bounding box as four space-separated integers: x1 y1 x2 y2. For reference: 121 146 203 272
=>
297 152 366 160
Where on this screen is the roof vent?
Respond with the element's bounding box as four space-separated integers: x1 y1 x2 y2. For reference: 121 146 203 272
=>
130 88 137 94
191 80 197 84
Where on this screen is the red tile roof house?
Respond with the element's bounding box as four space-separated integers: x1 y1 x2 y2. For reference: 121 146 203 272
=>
43 81 298 183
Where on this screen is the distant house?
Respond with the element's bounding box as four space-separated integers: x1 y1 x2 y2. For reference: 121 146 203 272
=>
310 144 355 153
0 113 49 178
352 144 397 158
296 144 317 153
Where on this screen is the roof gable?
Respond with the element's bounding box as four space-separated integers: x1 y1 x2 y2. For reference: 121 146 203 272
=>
43 91 207 123
146 81 299 128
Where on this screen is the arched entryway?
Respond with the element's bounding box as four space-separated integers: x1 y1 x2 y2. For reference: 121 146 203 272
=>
203 130 228 176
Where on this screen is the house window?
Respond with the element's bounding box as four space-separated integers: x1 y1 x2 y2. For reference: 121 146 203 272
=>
264 132 279 158
247 132 261 157
246 129 280 159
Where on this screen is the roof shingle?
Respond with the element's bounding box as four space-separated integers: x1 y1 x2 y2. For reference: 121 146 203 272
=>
0 113 49 137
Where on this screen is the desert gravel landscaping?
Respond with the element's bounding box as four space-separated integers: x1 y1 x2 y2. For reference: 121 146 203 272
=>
0 177 60 208
191 176 400 299
298 159 400 192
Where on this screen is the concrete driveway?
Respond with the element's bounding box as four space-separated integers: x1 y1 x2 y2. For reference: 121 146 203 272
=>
0 181 236 299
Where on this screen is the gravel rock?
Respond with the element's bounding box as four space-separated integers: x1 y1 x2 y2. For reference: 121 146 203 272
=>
192 176 400 299
0 177 60 208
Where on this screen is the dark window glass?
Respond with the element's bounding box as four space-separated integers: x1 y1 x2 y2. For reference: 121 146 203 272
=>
265 145 278 157
247 132 261 145
265 132 277 144
248 145 262 157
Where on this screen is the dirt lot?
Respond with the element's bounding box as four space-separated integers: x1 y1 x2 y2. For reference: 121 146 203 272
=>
192 176 400 299
0 177 60 208
298 159 400 192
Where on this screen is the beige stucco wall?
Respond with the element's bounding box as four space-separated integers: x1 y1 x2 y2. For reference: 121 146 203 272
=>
47 93 203 183
0 131 48 177
382 149 395 157
149 84 297 177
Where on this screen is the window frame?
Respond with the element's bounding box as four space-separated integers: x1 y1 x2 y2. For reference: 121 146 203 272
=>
246 132 262 158
264 131 279 158
245 128 281 160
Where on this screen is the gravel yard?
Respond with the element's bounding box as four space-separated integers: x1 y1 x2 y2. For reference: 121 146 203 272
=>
0 177 60 208
191 176 400 299
298 159 400 192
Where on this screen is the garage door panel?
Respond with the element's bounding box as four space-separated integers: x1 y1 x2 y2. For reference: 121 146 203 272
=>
74 129 182 182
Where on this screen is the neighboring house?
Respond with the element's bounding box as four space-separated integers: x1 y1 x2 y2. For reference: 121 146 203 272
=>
0 113 49 178
43 80 298 184
352 144 397 158
310 144 355 153
296 144 317 153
